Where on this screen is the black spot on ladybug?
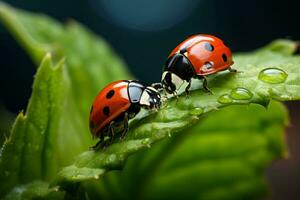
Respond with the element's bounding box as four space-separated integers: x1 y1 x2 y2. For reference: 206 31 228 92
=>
204 42 214 52
222 54 227 62
90 105 93 114
103 106 110 116
106 90 115 99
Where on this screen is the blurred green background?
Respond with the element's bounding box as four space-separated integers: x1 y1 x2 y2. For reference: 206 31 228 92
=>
0 0 299 199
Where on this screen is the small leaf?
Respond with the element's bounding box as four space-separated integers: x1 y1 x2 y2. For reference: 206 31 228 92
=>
0 55 66 197
51 40 300 188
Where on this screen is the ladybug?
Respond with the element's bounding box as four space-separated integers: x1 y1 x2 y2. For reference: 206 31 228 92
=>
89 80 161 149
158 34 235 95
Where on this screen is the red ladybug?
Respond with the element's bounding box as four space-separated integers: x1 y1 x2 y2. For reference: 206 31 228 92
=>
160 34 235 95
89 80 161 148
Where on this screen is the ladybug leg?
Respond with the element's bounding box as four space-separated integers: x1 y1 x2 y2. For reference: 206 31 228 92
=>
90 134 105 150
201 76 213 94
152 82 167 98
120 112 129 140
229 67 243 73
172 91 179 100
228 67 238 73
162 89 168 99
108 121 115 144
185 79 192 97
197 76 213 94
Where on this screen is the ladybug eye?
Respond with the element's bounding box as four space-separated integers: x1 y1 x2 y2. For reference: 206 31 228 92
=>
204 42 214 52
222 54 227 62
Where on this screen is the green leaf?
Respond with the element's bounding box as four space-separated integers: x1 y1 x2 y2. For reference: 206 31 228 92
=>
0 3 299 199
51 39 300 188
3 181 64 200
0 55 66 197
0 0 132 176
93 101 287 200
0 2 132 156
0 3 132 198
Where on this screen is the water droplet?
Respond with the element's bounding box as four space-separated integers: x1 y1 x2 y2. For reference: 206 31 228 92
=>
258 68 288 84
230 88 253 100
189 107 203 115
218 94 233 104
108 154 116 162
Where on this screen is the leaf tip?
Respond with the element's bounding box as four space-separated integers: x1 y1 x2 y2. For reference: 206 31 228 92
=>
44 52 52 62
16 111 25 120
55 57 66 69
263 39 298 55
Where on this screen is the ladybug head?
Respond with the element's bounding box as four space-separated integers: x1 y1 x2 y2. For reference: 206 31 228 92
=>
161 53 195 94
139 86 161 109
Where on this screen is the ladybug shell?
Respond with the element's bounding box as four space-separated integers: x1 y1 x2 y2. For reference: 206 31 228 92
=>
89 80 131 137
169 34 233 76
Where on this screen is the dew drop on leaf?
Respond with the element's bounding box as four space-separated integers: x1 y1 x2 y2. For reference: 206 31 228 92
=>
230 88 253 100
108 154 117 163
218 94 233 104
189 107 203 115
258 67 288 84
